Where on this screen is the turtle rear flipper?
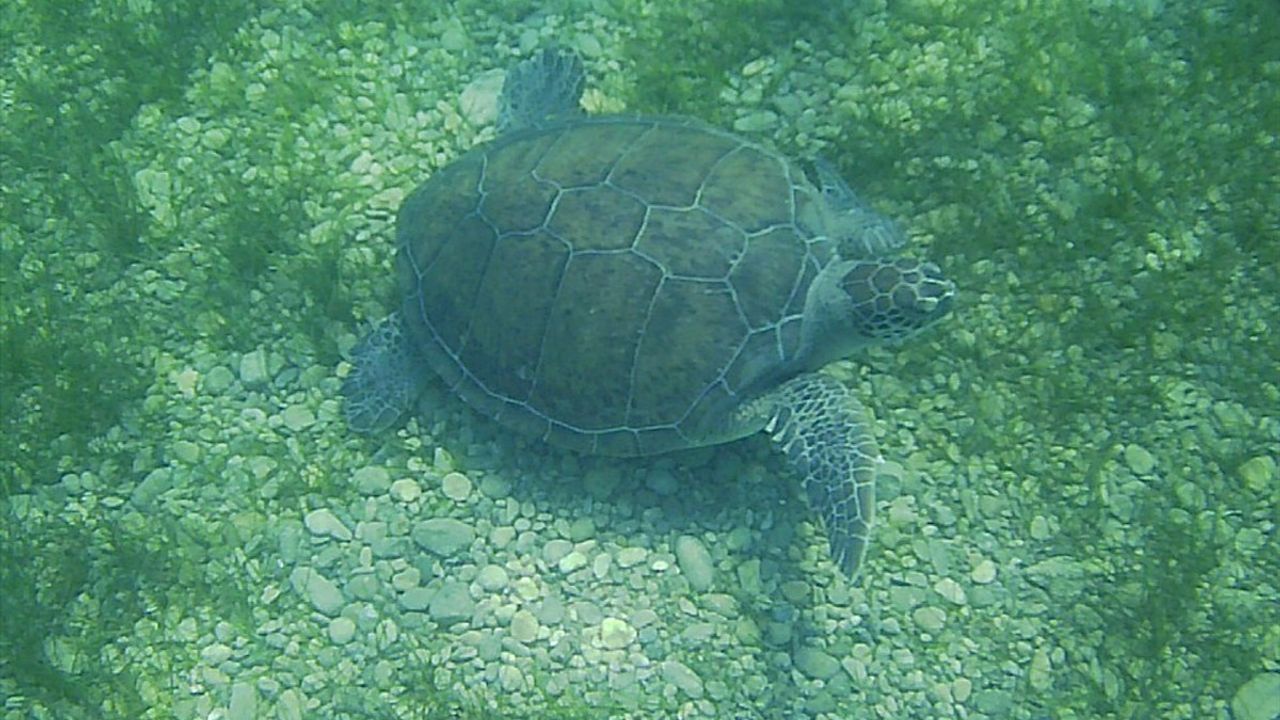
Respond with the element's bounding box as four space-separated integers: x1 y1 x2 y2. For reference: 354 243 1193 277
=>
342 313 425 434
497 48 585 133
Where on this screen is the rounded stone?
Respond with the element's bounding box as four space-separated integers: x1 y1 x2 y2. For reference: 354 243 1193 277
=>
328 617 356 645
558 551 588 574
476 564 510 592
674 535 715 592
201 643 232 665
281 405 315 432
971 559 998 584
441 471 473 501
543 539 573 564
1124 443 1157 475
794 646 840 680
399 587 432 612
238 349 270 387
389 478 421 503
952 677 974 703
1238 456 1276 491
509 609 540 643
391 567 421 592
616 547 648 568
204 365 235 393
645 468 679 496
661 660 704 699
348 465 387 495
1233 672 1280 720
411 518 475 557
600 617 636 649
428 581 475 625
934 577 967 605
912 606 946 632
290 567 344 617
304 508 352 542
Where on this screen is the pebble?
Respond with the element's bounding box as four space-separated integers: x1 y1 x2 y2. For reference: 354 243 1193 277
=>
391 567 421 592
971 559 998 584
1124 443 1157 475
441 471 472 501
399 587 432 612
794 646 840 680
600 617 636 649
558 551 588 574
389 478 421 503
290 567 344 616
616 546 648 568
568 517 595 542
239 349 270 387
913 606 946 632
543 539 573 564
458 69 504 126
170 440 201 464
510 609 540 643
201 642 233 665
227 682 256 720
780 580 808 604
1238 456 1276 491
131 469 172 510
204 365 235 393
934 577 967 605
583 467 621 500
1029 515 1052 540
304 509 352 542
737 560 762 595
490 526 516 548
476 565 509 592
1233 672 1280 720
952 677 974 703
429 581 474 625
674 535 715 592
277 689 304 720
591 553 611 579
345 574 379 601
498 664 525 692
645 468 679 496
328 617 356 645
662 660 704 699
411 518 475 557
537 595 565 625
733 109 779 133
353 466 391 495
280 405 315 432
1028 647 1053 690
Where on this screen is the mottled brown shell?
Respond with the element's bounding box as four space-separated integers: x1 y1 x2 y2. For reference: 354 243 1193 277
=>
395 116 837 456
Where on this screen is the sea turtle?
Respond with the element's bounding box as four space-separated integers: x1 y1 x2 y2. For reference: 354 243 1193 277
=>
342 49 954 579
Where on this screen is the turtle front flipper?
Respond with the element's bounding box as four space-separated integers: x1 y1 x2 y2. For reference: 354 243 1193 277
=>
342 313 426 434
749 372 881 579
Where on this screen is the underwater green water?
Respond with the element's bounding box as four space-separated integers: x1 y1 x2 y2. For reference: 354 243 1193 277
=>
2 1 1277 718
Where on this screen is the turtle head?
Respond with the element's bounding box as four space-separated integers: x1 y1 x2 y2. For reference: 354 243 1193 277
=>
799 257 955 369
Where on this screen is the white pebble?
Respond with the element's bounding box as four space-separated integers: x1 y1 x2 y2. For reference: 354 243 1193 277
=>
389 478 421 503
304 508 352 542
971 559 998 584
441 471 472 501
328 617 356 645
